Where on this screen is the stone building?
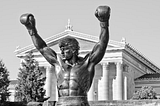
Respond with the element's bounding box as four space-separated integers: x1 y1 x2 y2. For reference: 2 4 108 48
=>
14 23 160 101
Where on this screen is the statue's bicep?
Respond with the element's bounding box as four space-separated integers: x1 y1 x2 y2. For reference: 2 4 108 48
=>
40 47 58 65
89 42 106 65
89 44 101 63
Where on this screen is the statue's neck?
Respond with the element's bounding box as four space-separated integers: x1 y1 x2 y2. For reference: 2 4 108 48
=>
65 55 79 66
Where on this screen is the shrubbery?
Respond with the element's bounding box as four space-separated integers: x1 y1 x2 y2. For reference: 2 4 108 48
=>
132 86 157 100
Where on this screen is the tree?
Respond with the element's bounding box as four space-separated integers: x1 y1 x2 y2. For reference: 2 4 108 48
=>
0 60 10 102
15 52 46 103
132 86 157 100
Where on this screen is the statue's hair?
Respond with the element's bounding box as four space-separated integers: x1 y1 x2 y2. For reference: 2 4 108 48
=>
59 36 80 55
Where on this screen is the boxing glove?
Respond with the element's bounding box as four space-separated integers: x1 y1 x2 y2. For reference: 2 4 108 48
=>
95 6 111 22
20 13 36 30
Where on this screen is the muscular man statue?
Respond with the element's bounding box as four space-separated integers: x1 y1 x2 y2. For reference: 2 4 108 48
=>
20 6 110 106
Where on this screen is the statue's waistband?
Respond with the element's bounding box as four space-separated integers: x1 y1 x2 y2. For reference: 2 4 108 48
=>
58 96 88 101
56 96 89 106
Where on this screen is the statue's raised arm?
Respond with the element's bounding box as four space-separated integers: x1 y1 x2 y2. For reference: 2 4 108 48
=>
20 14 58 66
89 6 110 65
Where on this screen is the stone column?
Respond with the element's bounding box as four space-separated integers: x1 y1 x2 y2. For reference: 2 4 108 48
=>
116 62 123 100
124 76 127 100
98 63 109 100
88 79 95 101
50 66 58 101
93 79 98 101
45 66 52 99
45 66 57 101
45 66 58 101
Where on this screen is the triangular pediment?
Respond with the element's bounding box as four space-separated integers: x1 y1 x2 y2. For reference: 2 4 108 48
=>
15 30 126 56
14 29 160 72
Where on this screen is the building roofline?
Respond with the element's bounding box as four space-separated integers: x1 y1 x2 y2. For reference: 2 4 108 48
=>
14 30 125 55
14 30 160 72
125 43 160 73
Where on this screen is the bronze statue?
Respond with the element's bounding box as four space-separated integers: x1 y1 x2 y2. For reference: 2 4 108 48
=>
20 5 110 106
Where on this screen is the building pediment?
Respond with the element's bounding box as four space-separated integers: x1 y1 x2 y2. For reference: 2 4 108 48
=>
14 29 160 73
15 30 125 56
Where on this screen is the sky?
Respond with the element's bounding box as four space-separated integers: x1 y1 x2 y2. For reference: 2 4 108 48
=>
0 0 160 80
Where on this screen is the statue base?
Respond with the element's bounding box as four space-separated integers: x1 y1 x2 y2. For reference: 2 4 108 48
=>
55 96 90 106
27 102 43 106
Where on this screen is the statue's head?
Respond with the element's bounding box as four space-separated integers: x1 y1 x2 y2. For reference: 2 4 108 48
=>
59 36 80 59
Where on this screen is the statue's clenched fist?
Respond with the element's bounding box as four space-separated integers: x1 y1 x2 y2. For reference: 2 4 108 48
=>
20 13 35 30
95 6 110 22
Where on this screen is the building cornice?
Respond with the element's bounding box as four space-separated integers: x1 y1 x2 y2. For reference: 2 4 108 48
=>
135 78 160 82
135 78 160 85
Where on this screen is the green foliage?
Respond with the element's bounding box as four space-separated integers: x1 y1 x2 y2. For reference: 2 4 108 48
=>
15 52 46 103
0 60 10 102
132 86 157 100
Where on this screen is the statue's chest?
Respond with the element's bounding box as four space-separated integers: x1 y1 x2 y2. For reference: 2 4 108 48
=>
61 63 88 79
57 62 90 84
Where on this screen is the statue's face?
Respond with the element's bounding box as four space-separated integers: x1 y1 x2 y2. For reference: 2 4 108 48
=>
60 46 74 60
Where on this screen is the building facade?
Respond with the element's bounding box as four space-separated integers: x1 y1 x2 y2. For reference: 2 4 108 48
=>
14 24 160 101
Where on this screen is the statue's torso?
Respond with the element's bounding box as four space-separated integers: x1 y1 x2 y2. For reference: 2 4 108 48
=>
56 55 94 97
